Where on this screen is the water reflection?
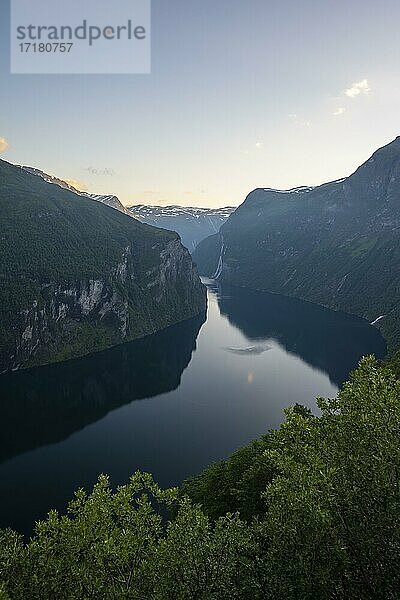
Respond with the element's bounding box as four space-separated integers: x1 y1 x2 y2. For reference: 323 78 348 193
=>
0 313 206 465
0 283 387 535
213 282 387 385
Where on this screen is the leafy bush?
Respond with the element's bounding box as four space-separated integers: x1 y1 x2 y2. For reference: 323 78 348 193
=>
1 358 400 598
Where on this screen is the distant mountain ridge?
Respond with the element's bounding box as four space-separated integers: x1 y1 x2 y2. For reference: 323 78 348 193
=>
21 168 235 252
194 136 400 354
129 204 235 252
21 166 132 217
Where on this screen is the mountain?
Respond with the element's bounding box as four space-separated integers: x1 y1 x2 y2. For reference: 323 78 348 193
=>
193 137 400 354
23 167 235 251
21 166 132 217
129 204 235 252
0 159 206 373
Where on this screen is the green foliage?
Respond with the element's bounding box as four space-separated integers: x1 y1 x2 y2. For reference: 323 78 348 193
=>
180 434 279 521
1 359 400 598
0 473 258 600
265 356 400 598
0 584 9 600
152 501 259 600
388 349 400 378
181 404 312 521
0 159 206 371
0 160 175 284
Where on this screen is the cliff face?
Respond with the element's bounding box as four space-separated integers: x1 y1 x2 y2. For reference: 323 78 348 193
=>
0 160 206 373
194 137 400 353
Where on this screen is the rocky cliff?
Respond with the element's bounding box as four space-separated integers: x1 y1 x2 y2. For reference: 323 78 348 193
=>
0 159 206 373
194 137 400 354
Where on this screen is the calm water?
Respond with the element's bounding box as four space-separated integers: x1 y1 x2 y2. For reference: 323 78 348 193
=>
0 280 386 535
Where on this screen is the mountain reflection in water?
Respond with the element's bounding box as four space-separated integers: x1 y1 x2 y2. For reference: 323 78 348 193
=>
0 281 386 535
0 313 206 465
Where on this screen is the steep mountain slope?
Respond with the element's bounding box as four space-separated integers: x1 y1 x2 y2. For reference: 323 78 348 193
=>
21 166 132 217
129 205 235 252
194 137 400 353
0 159 206 373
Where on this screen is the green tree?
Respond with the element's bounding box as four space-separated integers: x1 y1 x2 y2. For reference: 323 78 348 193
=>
265 357 400 599
151 499 260 599
0 473 259 600
1 358 400 599
180 435 279 521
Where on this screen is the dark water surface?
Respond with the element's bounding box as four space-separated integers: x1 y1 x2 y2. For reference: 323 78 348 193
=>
0 280 386 534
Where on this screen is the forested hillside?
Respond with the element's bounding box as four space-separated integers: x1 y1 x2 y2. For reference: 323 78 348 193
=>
194 137 400 354
0 159 206 372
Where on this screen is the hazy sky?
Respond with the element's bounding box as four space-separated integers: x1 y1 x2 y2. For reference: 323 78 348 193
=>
1 0 400 207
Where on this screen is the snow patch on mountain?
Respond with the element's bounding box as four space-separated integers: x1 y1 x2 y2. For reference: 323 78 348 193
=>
263 186 315 194
129 205 235 252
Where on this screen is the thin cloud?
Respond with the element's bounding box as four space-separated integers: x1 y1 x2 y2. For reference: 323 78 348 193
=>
255 142 263 149
0 137 9 153
345 79 371 98
333 107 346 116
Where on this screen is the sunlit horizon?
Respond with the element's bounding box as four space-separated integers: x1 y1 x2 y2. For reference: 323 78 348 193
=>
1 0 400 208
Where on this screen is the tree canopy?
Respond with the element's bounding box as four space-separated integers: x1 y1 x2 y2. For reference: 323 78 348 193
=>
1 357 399 599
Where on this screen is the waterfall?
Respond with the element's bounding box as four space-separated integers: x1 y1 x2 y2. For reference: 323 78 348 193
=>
212 236 224 279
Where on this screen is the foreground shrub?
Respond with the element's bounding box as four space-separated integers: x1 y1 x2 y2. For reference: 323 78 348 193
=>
265 357 400 599
1 357 399 599
0 473 259 599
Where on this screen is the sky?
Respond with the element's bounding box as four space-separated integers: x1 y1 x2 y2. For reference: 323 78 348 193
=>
1 0 400 208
